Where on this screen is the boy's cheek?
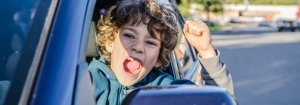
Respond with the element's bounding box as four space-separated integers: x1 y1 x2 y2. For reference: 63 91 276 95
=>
154 61 161 68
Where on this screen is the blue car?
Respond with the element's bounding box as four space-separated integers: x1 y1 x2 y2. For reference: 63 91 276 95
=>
0 0 236 105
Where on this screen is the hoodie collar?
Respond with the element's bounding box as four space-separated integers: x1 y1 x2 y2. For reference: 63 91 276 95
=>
94 57 117 80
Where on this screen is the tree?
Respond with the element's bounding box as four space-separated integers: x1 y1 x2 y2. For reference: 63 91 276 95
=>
193 0 223 14
178 0 191 18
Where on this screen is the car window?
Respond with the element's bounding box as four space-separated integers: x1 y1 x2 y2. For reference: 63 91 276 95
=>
0 0 43 104
169 1 202 84
175 28 192 73
86 0 197 79
174 20 202 84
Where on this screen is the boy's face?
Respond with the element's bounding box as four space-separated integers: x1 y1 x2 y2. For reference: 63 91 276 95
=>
107 22 161 86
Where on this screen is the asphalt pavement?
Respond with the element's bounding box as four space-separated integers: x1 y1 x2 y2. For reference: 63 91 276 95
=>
211 23 300 105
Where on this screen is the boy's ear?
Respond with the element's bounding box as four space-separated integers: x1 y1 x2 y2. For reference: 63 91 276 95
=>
105 40 114 53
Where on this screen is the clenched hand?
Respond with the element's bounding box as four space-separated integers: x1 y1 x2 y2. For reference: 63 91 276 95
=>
183 20 216 58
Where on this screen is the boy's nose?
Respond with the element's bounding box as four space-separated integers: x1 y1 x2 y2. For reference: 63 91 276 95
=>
131 41 144 54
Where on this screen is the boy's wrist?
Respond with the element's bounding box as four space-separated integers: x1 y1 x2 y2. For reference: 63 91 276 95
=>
197 46 216 58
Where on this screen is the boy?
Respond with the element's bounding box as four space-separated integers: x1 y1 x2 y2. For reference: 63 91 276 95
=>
89 0 234 104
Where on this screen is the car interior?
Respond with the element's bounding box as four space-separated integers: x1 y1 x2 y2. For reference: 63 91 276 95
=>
86 0 121 62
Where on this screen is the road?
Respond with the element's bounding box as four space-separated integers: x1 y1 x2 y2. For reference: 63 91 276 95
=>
211 24 300 105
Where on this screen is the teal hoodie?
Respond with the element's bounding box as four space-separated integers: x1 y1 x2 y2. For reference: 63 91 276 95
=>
89 58 194 105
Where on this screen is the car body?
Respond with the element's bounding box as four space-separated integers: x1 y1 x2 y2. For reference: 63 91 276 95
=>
1 0 95 104
0 0 236 105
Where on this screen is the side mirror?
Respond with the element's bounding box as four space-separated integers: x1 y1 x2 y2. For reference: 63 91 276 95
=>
122 85 237 105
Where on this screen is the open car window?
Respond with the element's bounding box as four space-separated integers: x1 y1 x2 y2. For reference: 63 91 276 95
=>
86 0 201 82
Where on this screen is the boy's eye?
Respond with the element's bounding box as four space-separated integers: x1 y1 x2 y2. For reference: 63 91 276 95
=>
146 40 157 46
124 33 135 39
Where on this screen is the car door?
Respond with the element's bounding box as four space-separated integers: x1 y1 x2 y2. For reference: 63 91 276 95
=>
1 0 58 104
29 0 96 105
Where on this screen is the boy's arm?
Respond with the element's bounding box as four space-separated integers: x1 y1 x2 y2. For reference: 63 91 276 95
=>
183 20 234 96
197 50 234 96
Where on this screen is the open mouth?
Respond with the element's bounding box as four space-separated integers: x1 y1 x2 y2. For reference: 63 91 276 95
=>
123 57 142 78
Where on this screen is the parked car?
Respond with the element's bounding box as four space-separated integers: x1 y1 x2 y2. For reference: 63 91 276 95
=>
0 0 236 105
276 19 298 32
258 21 272 27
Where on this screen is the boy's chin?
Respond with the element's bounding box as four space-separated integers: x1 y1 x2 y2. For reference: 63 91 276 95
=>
117 78 140 86
119 81 137 86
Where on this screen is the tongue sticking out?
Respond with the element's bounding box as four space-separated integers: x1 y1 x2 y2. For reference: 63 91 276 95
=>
125 59 141 73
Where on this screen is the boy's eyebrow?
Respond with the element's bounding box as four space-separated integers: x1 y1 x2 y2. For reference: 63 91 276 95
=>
123 27 138 34
122 27 161 41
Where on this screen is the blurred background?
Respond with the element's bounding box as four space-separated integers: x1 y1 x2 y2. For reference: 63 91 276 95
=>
177 0 300 105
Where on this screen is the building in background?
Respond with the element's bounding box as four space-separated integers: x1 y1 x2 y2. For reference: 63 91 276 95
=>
189 3 299 24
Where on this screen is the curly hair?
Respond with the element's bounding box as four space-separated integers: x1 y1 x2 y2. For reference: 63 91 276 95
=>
96 0 179 69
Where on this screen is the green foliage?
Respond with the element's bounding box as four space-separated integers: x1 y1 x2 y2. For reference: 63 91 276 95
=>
224 0 299 5
192 0 224 14
224 0 243 4
178 0 190 18
209 24 222 31
210 2 223 13
178 0 225 18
